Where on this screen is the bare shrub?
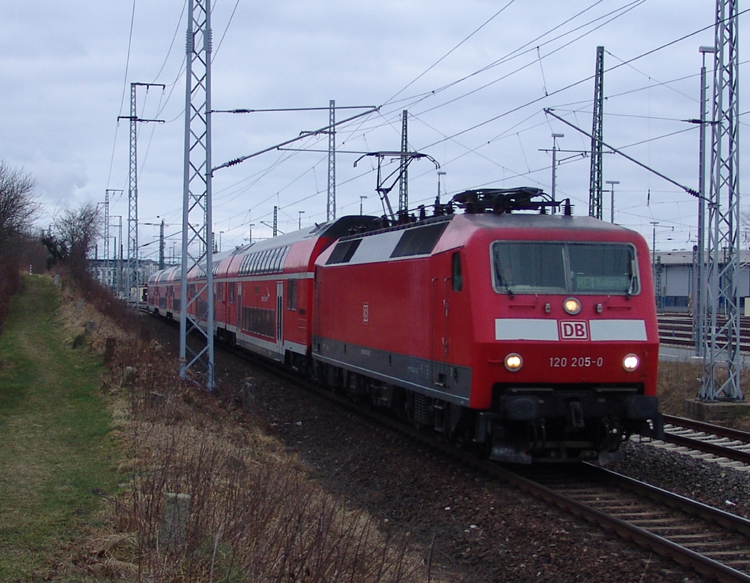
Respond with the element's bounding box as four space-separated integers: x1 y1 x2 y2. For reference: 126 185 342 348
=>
112 419 425 582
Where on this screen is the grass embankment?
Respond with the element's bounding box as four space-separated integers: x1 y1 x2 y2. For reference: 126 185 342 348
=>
0 275 120 580
0 275 439 582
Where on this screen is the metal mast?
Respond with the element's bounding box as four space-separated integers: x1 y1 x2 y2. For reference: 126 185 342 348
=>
327 99 336 221
126 85 138 306
119 83 164 309
103 190 112 287
701 0 742 401
695 46 717 357
179 0 215 389
159 219 165 270
399 110 408 213
589 46 605 219
113 216 123 296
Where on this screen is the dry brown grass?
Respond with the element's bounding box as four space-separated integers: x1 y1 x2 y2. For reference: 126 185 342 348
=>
53 284 447 582
657 360 703 415
657 359 750 431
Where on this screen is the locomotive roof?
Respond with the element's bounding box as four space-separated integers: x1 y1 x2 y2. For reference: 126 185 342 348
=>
319 211 646 268
337 210 638 241
458 211 637 233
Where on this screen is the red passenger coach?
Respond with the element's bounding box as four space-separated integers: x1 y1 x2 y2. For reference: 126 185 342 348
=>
313 188 663 463
209 216 381 369
147 265 182 319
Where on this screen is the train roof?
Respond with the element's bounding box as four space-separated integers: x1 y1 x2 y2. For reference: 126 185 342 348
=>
182 215 384 280
234 215 382 254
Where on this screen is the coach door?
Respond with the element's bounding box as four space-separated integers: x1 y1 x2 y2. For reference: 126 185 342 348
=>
276 281 284 352
236 283 242 334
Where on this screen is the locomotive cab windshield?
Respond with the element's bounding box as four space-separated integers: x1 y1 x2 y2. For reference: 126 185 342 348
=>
492 241 639 296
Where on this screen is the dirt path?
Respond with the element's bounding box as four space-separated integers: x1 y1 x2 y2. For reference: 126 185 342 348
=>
0 276 119 580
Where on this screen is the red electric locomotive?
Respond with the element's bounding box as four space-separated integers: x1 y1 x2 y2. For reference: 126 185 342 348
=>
312 188 663 463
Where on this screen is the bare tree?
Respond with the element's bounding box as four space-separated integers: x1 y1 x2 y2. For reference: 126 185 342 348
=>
0 160 38 247
0 162 39 330
43 203 101 279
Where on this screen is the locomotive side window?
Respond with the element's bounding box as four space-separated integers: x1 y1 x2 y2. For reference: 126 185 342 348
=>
452 252 463 292
492 242 638 295
391 222 449 258
327 239 361 264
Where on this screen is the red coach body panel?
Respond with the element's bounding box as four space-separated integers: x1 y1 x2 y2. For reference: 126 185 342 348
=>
208 216 381 362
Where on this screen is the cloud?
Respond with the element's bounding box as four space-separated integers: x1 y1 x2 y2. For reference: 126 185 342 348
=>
0 0 741 251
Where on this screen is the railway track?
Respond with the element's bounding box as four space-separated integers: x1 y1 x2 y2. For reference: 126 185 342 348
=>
656 414 750 467
658 313 750 351
514 463 750 583
273 365 750 582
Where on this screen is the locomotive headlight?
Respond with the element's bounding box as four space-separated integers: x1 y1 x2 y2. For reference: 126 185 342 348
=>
623 353 640 372
563 297 581 315
504 353 523 372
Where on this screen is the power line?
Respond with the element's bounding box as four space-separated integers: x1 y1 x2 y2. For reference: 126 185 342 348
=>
383 0 517 107
106 0 138 189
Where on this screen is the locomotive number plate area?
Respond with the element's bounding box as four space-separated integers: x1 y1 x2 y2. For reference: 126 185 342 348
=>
549 356 604 368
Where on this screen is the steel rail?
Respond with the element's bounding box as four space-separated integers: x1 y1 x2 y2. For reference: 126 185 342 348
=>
245 354 750 583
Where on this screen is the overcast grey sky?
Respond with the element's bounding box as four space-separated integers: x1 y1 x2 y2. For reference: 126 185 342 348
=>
0 0 743 259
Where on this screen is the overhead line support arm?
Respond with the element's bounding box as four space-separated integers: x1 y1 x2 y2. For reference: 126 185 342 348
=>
544 108 700 199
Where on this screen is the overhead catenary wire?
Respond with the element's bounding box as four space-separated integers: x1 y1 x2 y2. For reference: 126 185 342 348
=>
384 0 643 116
231 2 644 214
106 0 138 190
117 2 746 249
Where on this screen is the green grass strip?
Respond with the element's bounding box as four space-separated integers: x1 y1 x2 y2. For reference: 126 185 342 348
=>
0 276 119 580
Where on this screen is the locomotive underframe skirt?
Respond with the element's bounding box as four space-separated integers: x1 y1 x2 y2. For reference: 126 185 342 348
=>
312 335 472 406
497 385 652 422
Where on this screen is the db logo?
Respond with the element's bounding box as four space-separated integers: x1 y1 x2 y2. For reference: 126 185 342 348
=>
560 320 589 340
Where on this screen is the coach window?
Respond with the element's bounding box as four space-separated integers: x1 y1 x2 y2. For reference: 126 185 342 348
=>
287 279 298 311
263 249 274 273
270 248 280 272
248 252 260 275
229 282 235 304
252 251 264 274
452 252 463 292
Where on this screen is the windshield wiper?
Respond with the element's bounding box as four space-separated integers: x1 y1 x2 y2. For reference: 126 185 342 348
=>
494 258 514 298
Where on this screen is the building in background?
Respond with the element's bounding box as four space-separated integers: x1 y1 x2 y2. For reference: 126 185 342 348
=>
654 250 750 314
